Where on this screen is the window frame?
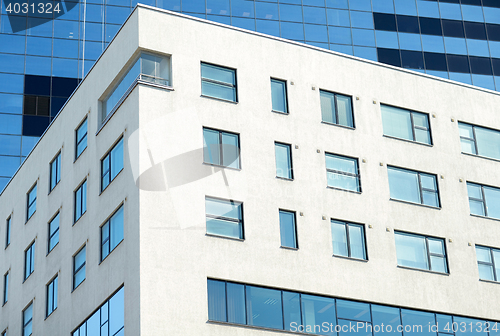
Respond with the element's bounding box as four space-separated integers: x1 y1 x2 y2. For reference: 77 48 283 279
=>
100 203 124 262
47 212 60 254
23 301 33 336
5 215 10 249
3 271 8 305
467 181 500 220
319 89 355 129
74 179 87 223
270 78 288 114
49 151 61 192
73 245 86 290
475 245 499 282
381 104 433 145
275 142 294 180
459 121 500 161
24 240 35 281
46 274 58 317
325 152 361 192
331 219 368 260
100 136 124 193
26 183 37 222
200 62 238 103
75 117 88 160
202 127 241 169
387 165 440 208
279 209 298 249
205 196 244 240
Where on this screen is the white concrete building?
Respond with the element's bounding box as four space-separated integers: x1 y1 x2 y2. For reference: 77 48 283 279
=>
1 5 500 336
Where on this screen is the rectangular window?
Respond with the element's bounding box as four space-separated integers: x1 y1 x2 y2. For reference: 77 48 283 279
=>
325 153 361 192
76 117 88 159
26 183 37 221
271 78 288 113
46 275 58 317
103 53 170 118
320 90 354 128
101 205 124 261
275 142 293 180
49 152 61 191
331 220 366 260
203 128 240 169
381 104 431 144
101 137 124 191
73 246 86 290
72 287 124 336
279 210 297 248
467 182 500 220
476 245 500 282
74 180 87 222
23 302 33 336
24 241 35 280
205 197 243 239
48 213 59 253
459 122 500 161
387 166 439 207
201 63 237 102
395 231 448 273
5 216 10 248
3 272 8 305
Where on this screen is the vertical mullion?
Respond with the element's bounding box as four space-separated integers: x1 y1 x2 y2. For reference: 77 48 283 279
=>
425 238 432 271
417 173 424 205
492 249 497 282
281 291 285 330
334 93 339 125
481 185 488 217
225 282 228 323
471 126 480 155
218 131 223 166
410 112 417 141
345 222 351 257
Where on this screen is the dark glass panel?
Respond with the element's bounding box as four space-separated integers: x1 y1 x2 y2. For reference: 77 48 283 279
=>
374 13 397 31
469 56 492 75
461 0 480 4
419 17 442 36
483 0 500 8
464 22 487 40
23 96 37 115
397 15 419 33
439 0 459 3
424 52 447 71
442 20 464 38
377 48 401 67
37 96 50 116
52 77 79 97
22 115 50 136
24 75 50 96
447 54 470 73
401 50 424 69
486 24 500 42
51 97 67 116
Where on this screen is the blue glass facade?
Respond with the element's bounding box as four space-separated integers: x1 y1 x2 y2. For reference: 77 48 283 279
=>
1 0 500 191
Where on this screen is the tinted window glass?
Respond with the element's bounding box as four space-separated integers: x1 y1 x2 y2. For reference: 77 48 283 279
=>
442 20 464 38
374 13 397 31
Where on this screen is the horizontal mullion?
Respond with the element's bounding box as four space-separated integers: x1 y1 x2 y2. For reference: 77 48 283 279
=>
201 78 234 88
326 169 358 177
206 214 240 223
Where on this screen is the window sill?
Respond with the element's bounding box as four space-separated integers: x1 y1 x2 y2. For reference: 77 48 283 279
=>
276 176 294 181
202 162 241 171
45 307 57 320
271 110 289 115
99 169 124 196
397 265 449 276
25 212 36 224
389 198 440 210
72 279 85 293
99 239 124 265
73 211 87 226
382 134 433 147
23 273 33 284
46 243 58 256
74 148 87 163
461 151 500 164
205 233 244 242
321 121 355 130
201 94 238 104
332 254 368 262
470 214 500 222
327 186 361 194
48 182 60 195
479 279 500 285
280 246 298 251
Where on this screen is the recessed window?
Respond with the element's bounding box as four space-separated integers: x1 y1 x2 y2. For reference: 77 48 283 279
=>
331 220 366 260
103 53 170 119
279 210 297 248
74 180 87 223
476 245 500 282
203 128 240 169
23 302 33 336
387 166 439 207
5 216 10 248
320 90 354 128
201 63 237 102
381 104 432 145
101 137 124 192
73 246 86 290
326 153 361 192
101 205 124 261
3 272 8 305
26 183 37 221
275 142 293 180
24 241 35 280
459 122 500 161
271 78 288 113
395 231 448 273
49 152 61 191
467 182 500 220
75 117 87 159
48 213 59 253
46 275 58 317
205 197 243 239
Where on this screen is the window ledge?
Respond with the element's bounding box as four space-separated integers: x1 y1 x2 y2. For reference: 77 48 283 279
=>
276 176 294 181
397 265 449 276
479 279 500 285
461 152 500 164
45 307 57 320
470 214 500 222
74 148 87 163
99 239 124 265
207 320 314 336
271 110 289 115
73 211 87 226
25 212 36 224
205 233 244 242
327 186 361 194
389 198 440 210
202 162 241 171
201 94 238 104
332 254 368 262
321 121 355 130
383 134 433 147
280 246 298 251
99 169 124 196
46 244 58 257
71 279 85 293
48 183 60 195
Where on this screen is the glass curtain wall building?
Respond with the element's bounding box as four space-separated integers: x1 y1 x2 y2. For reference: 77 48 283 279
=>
1 0 500 190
